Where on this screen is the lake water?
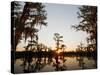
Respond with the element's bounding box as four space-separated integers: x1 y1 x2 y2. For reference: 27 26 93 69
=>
14 56 97 73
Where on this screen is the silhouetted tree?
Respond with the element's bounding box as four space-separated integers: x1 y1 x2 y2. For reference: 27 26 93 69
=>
22 2 47 48
76 42 85 52
61 44 66 53
53 33 64 71
11 1 22 51
72 6 97 51
11 2 47 51
53 33 63 53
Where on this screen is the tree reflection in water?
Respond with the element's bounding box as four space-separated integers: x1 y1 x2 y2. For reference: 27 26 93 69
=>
21 56 42 72
15 49 97 73
14 55 96 73
53 54 67 71
76 56 97 69
19 54 68 73
20 55 33 73
76 56 85 69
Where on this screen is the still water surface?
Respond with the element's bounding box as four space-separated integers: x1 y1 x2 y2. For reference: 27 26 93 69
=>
14 56 96 73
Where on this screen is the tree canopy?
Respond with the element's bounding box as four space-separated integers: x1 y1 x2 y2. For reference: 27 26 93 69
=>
11 2 47 51
72 6 97 51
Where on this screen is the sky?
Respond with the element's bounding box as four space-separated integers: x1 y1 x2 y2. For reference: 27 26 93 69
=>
17 3 88 51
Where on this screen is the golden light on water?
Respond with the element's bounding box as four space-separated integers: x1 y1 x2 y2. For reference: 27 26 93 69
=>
16 48 25 52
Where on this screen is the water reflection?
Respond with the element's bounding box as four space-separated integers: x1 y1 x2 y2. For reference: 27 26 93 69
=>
14 56 96 73
76 56 85 69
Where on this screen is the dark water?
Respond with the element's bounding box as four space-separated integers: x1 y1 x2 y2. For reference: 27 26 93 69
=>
14 56 97 73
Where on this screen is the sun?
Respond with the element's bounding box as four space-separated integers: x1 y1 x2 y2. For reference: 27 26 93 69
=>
56 49 61 54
